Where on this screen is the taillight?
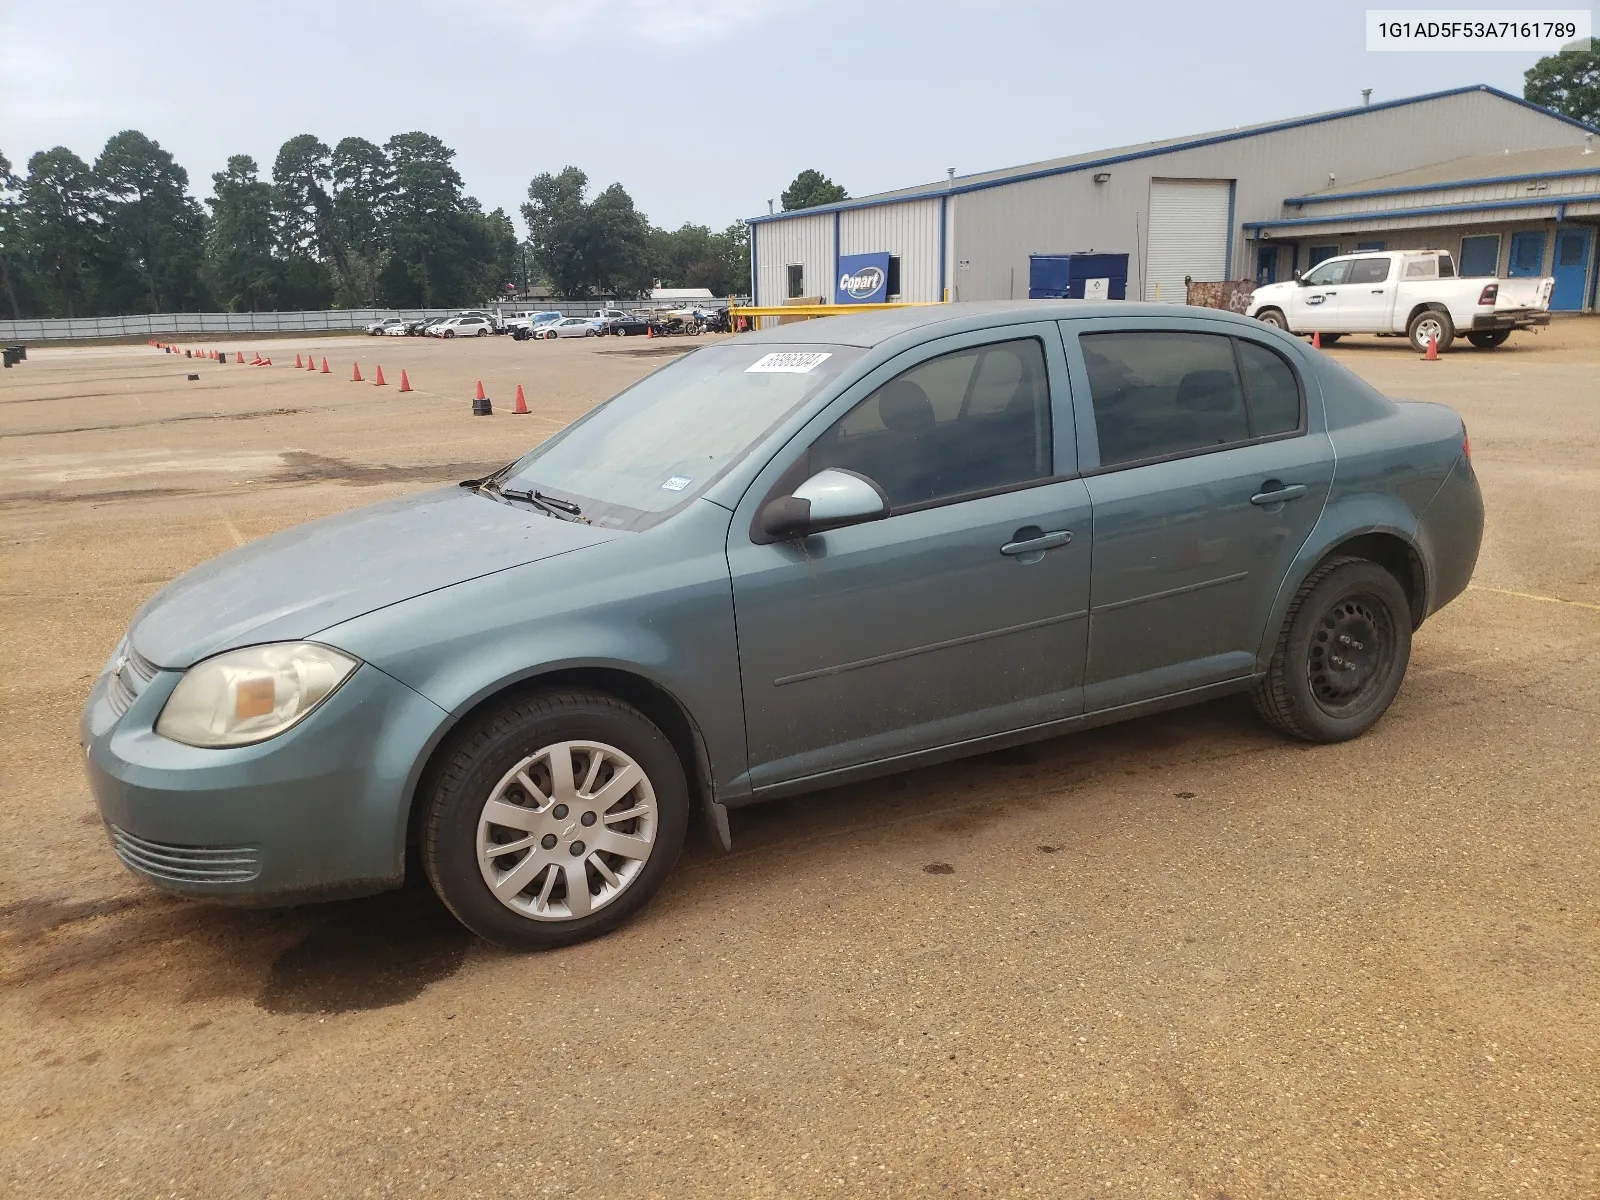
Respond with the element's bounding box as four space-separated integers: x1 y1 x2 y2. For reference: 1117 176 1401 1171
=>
1463 432 1472 461
1478 283 1498 305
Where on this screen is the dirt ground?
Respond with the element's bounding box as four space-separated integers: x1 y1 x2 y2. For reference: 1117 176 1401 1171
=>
1 319 1596 1198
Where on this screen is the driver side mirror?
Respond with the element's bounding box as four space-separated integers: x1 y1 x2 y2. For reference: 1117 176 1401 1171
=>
1293 270 1306 283
757 468 889 541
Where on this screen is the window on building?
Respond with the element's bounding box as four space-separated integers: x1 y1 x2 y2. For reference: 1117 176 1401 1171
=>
787 264 804 299
886 255 902 298
799 339 1052 510
1307 244 1340 269
1080 331 1302 469
1356 241 1387 252
1460 235 1501 278
1348 258 1391 284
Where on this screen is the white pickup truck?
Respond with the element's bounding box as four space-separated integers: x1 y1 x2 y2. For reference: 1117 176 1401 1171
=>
1246 249 1553 353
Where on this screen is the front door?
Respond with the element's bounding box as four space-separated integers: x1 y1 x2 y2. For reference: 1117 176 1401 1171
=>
1509 231 1547 278
727 326 1090 792
1066 321 1334 709
1286 256 1349 333
1551 227 1593 311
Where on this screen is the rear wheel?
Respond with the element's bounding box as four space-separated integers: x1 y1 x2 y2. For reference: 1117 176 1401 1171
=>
1253 556 1412 743
421 691 690 949
1407 308 1455 354
1467 330 1510 349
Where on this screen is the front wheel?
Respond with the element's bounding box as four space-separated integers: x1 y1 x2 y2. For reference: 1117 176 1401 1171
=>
1255 308 1289 332
1408 308 1455 354
421 691 690 949
1467 330 1510 349
1253 557 1412 743
444 330 455 339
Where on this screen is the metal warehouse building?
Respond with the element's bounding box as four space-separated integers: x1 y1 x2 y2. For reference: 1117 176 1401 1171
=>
748 85 1599 315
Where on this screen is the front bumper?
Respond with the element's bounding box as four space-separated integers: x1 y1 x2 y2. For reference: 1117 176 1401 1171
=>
1472 311 1551 331
81 660 450 903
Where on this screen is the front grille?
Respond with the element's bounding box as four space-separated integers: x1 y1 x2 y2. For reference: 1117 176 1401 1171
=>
110 826 261 884
105 646 160 717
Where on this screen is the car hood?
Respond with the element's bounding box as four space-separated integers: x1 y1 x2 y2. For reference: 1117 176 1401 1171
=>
130 487 622 669
1251 281 1295 303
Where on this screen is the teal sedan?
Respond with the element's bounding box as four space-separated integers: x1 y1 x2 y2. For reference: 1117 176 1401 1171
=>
82 302 1483 948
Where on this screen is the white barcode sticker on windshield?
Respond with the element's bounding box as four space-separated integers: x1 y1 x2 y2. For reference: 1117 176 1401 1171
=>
660 476 692 492
745 351 832 374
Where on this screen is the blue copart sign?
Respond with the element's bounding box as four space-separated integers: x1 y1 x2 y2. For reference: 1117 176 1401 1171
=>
836 252 890 304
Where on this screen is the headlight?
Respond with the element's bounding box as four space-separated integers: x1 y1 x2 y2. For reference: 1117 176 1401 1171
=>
155 643 358 747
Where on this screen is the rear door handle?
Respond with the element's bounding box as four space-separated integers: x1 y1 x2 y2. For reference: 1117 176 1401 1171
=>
1250 483 1308 506
1000 530 1073 556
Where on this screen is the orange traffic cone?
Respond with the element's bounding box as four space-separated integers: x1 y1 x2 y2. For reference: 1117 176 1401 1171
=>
646 323 654 339
512 383 529 415
398 370 412 393
236 351 245 364
351 362 363 382
295 353 303 368
320 357 330 374
1311 331 1322 349
1425 334 1438 361
373 365 386 386
250 352 263 365
475 380 487 401
307 354 317 370
260 357 272 366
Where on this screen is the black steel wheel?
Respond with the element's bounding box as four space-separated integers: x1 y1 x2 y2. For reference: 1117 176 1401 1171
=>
1253 556 1412 743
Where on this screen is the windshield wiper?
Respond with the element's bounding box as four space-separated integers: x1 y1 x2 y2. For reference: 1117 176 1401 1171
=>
531 490 582 516
482 481 583 522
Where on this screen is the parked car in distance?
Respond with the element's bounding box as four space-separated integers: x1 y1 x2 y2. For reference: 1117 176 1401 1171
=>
592 308 629 321
603 314 651 336
82 302 1483 950
506 311 564 339
383 321 414 337
433 315 494 338
1247 249 1553 352
365 317 406 336
541 316 604 339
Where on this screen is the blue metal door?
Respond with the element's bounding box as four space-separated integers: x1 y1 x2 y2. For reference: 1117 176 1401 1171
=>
1509 231 1546 277
1550 227 1592 311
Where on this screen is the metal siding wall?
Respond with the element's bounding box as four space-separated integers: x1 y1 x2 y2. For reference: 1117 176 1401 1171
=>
950 89 1592 300
1301 171 1600 217
752 213 832 307
838 199 943 301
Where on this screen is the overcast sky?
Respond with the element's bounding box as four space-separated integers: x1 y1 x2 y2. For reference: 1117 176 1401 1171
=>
0 0 1567 233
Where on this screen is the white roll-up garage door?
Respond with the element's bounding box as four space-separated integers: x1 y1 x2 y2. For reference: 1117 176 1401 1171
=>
1144 179 1233 304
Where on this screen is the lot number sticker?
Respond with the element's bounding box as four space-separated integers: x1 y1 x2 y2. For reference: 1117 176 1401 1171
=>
660 476 692 492
745 352 833 374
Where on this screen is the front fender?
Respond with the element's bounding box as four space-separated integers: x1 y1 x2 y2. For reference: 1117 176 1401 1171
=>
315 499 749 804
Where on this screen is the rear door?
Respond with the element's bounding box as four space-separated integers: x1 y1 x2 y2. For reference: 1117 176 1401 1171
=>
1337 256 1394 331
727 324 1091 791
1061 318 1334 710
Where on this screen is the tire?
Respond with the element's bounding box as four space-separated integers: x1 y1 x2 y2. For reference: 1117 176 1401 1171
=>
1315 332 1343 345
1256 308 1290 332
421 690 690 950
1407 307 1455 354
1252 556 1413 743
1467 330 1510 349
444 330 455 339
476 328 489 337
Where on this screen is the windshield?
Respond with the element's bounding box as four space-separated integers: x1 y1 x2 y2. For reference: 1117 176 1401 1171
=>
502 342 862 530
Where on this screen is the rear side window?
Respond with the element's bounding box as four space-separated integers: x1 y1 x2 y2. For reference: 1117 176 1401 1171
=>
803 338 1052 509
1081 331 1303 468
1348 258 1391 284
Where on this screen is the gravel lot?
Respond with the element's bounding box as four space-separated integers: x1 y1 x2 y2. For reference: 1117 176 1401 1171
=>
2 320 1596 1198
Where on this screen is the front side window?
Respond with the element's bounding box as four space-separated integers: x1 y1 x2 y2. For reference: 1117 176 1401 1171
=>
1080 330 1303 469
798 338 1053 510
1348 258 1391 284
1303 259 1352 286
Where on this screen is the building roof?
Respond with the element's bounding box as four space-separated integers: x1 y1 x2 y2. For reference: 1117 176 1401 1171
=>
747 85 1598 225
1289 144 1600 203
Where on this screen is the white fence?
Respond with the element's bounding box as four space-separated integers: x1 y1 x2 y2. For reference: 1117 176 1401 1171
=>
0 299 747 343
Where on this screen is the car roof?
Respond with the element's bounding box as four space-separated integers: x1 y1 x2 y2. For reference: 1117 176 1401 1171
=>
737 300 1271 348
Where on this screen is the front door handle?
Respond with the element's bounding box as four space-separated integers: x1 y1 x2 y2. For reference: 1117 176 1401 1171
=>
1000 530 1073 556
1250 483 1308 506
1371 289 1385 294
